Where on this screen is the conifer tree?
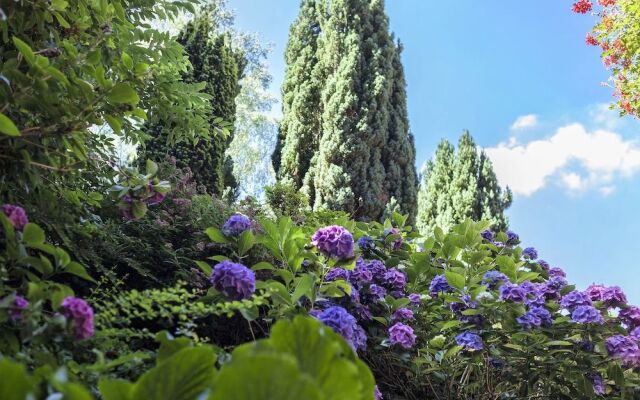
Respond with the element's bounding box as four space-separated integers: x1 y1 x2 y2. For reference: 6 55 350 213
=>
141 10 244 195
416 132 511 234
274 0 418 222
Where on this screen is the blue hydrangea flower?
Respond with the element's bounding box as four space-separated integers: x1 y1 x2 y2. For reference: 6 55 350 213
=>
482 271 508 290
480 229 494 241
586 372 605 396
499 283 527 302
606 335 639 361
601 286 627 308
517 307 552 330
571 305 604 324
383 268 407 291
368 284 387 303
325 267 350 282
222 213 252 237
210 260 256 300
357 235 375 250
506 230 520 245
349 263 373 285
429 275 452 296
537 259 550 271
455 331 484 351
620 306 640 329
311 225 354 259
352 324 367 352
317 306 357 344
408 293 421 306
522 247 538 260
357 258 387 282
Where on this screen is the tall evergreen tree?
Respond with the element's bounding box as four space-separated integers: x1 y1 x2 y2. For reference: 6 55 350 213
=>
140 10 245 195
274 0 418 222
416 132 511 234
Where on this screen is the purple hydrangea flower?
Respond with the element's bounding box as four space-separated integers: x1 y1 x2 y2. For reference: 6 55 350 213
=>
357 235 375 250
325 267 350 282
210 260 256 300
350 285 361 303
1 204 28 231
146 183 166 206
388 322 416 349
374 385 383 400
408 293 421 306
455 331 484 351
389 290 404 299
61 297 94 340
517 307 552 330
353 304 373 321
482 271 508 290
543 276 568 296
8 295 28 321
549 267 566 278
358 258 387 282
429 275 452 296
537 259 550 271
317 306 357 344
630 326 640 341
506 230 520 245
480 229 494 241
383 269 406 291
383 228 402 250
392 307 414 321
586 284 606 301
222 213 252 237
311 225 354 260
571 305 604 324
619 306 640 329
560 291 592 311
522 247 538 260
499 283 527 302
601 286 627 308
368 284 387 303
587 372 605 396
349 263 373 285
606 335 640 362
450 295 482 325
352 324 367 352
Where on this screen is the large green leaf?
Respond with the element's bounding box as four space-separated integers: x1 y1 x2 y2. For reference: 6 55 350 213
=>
22 223 45 245
445 270 465 291
0 359 34 400
108 83 140 104
99 379 133 400
0 113 20 136
209 353 322 400
131 347 217 400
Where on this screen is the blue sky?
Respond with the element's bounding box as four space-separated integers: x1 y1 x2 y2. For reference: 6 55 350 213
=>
227 0 640 303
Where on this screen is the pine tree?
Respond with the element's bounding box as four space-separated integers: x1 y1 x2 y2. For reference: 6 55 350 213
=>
416 132 511 234
275 0 417 221
140 10 244 195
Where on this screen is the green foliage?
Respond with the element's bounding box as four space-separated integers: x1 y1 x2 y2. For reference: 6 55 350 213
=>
275 0 418 222
416 131 512 234
264 182 309 218
0 0 212 232
140 7 244 195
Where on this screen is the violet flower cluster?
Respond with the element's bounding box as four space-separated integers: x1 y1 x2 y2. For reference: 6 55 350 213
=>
1 204 28 231
429 275 452 296
210 260 256 300
7 295 28 321
61 296 94 340
222 213 252 237
311 225 354 259
388 322 416 349
455 331 484 351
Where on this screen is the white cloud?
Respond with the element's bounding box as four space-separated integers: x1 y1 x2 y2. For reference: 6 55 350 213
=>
485 123 640 196
510 114 538 131
599 186 616 196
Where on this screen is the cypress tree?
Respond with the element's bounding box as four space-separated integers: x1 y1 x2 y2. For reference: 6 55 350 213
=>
450 131 479 222
141 10 244 195
416 132 512 234
275 0 417 221
416 140 456 233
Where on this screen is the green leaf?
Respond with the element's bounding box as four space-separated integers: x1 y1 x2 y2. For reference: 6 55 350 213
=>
440 320 462 330
132 201 147 219
22 223 45 245
132 347 216 400
64 262 96 283
291 273 315 304
194 260 212 276
205 227 229 244
445 270 465 291
121 52 134 69
99 379 133 400
155 332 194 364
108 83 140 104
237 230 255 256
145 159 158 176
51 0 69 11
251 262 274 271
444 345 463 359
545 340 573 347
0 359 34 400
12 37 35 64
0 113 20 136
105 115 122 133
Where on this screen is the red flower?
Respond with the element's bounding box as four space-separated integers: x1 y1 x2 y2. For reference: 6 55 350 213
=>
585 33 599 46
598 0 616 6
572 0 592 14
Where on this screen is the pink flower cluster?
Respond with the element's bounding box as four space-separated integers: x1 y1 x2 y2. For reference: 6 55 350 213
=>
61 296 94 340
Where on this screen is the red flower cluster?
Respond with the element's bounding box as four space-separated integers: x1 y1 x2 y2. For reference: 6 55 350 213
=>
598 0 616 6
572 0 593 14
585 33 599 46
